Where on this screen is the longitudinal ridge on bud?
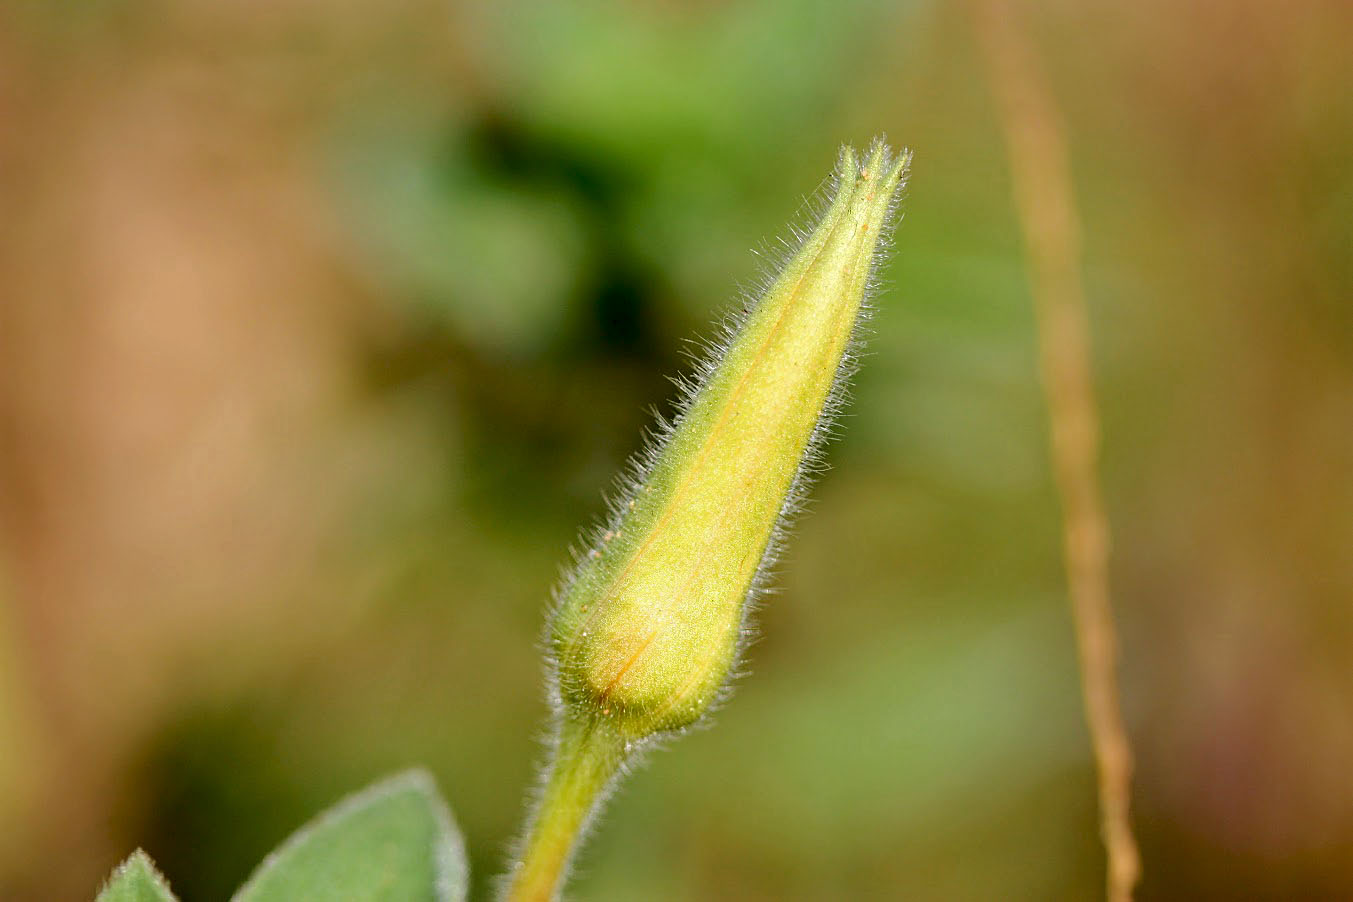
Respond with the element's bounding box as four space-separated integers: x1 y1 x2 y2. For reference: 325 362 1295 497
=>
549 139 911 741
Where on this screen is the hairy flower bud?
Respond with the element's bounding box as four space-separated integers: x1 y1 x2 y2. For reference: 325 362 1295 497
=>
549 140 910 742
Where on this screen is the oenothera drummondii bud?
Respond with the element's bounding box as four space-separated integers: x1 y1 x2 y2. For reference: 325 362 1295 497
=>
550 140 911 741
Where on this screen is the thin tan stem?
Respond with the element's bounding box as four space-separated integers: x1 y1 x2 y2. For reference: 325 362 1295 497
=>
973 3 1141 900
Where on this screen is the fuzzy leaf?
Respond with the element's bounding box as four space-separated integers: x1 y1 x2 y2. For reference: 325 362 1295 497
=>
232 770 467 902
96 850 177 902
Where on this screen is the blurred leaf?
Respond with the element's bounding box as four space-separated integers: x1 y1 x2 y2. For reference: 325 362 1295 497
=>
232 771 467 902
96 851 177 902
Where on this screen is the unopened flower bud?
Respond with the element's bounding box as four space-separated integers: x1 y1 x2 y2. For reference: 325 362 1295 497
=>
549 140 910 742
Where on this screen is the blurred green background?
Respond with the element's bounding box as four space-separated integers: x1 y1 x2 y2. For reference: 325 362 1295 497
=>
1 0 1351 899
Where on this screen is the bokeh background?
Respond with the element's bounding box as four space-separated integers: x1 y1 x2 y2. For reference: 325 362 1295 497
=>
2 0 1351 899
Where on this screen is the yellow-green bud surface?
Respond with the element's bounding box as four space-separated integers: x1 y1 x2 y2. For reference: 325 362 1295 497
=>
550 141 911 741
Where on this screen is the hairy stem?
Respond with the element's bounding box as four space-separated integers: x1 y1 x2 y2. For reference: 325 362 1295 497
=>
502 718 627 902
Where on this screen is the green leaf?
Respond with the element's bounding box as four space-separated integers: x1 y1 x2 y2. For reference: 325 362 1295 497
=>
96 850 177 902
233 770 468 902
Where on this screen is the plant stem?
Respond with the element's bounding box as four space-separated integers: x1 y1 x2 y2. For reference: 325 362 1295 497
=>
974 3 1140 900
503 717 628 902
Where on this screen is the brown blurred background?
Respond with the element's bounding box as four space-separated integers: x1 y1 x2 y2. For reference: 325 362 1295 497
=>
1 0 1351 899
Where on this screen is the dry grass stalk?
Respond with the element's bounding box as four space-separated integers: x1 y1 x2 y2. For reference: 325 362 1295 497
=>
974 3 1141 899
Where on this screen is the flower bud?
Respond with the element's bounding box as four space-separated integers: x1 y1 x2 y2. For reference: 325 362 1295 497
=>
549 140 910 742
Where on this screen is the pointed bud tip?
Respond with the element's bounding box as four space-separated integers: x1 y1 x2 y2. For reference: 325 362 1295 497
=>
836 140 912 207
836 145 860 183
